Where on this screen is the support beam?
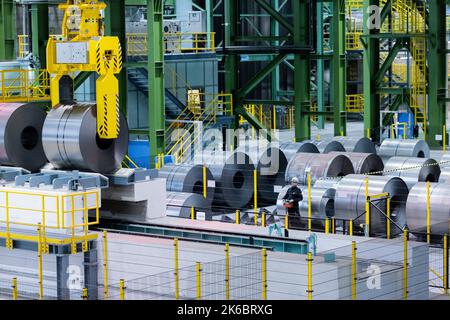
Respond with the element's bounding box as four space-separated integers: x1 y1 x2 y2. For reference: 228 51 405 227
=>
0 0 16 60
254 0 294 34
56 255 70 300
147 0 165 167
374 40 404 83
316 1 325 129
83 245 98 300
30 4 48 68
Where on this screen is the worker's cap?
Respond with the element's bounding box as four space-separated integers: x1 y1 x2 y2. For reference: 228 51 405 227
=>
291 177 299 183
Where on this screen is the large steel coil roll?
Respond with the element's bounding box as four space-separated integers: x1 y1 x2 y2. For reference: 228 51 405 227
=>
405 183 450 235
257 142 319 205
285 153 354 185
299 186 336 221
166 192 211 218
334 175 409 235
42 104 129 173
309 140 346 153
332 137 377 154
330 152 384 175
313 177 342 189
209 152 255 209
379 139 430 161
384 157 441 190
0 103 47 171
159 164 215 205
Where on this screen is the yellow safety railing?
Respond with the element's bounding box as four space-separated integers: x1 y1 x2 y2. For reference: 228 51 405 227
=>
127 32 216 56
0 69 50 102
0 189 99 247
346 94 364 113
18 35 30 59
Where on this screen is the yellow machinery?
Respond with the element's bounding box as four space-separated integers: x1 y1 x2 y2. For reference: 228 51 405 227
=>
46 0 122 139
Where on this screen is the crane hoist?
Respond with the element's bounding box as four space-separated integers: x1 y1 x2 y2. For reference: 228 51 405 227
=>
46 0 122 139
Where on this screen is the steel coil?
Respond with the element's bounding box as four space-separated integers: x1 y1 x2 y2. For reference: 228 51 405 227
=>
166 192 211 218
334 174 409 235
159 164 215 205
384 157 441 190
285 153 354 185
330 152 384 175
42 104 129 173
379 139 430 161
0 103 47 171
332 136 377 154
308 140 346 153
209 151 255 209
299 186 336 222
406 183 450 236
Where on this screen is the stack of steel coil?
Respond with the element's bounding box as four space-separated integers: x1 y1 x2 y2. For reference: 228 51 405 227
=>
308 139 346 153
330 152 384 175
166 192 211 218
332 136 377 154
378 139 430 162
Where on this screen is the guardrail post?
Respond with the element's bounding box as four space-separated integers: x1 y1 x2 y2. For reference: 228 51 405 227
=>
325 218 330 234
444 234 449 295
386 197 391 240
254 169 258 226
235 210 240 224
119 279 125 300
12 277 17 300
284 215 289 231
426 181 431 244
174 238 179 300
331 217 336 234
203 164 207 199
352 241 357 300
444 125 447 152
262 248 267 300
307 173 312 231
349 220 353 236
403 229 408 300
307 252 313 300
190 207 195 220
103 231 109 300
365 176 370 237
262 212 266 228
37 223 43 300
225 243 230 300
82 288 88 300
196 262 202 300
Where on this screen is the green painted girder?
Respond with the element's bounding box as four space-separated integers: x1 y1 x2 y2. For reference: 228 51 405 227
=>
254 0 294 34
234 105 273 141
242 99 294 106
374 40 405 83
382 93 410 128
376 87 409 95
361 33 427 39
0 0 16 60
236 53 288 101
30 4 49 68
235 36 291 42
74 72 92 90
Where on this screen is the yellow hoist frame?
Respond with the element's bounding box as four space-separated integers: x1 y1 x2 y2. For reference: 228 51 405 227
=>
46 0 122 139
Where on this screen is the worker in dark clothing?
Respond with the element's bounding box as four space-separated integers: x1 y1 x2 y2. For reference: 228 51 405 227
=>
413 124 419 139
282 177 303 228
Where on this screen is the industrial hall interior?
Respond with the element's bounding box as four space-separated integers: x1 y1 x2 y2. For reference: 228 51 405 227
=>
0 0 450 302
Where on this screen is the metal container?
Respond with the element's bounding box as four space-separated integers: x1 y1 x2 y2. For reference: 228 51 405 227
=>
332 136 377 154
330 152 384 175
285 153 354 185
406 182 450 235
384 157 441 190
334 174 409 235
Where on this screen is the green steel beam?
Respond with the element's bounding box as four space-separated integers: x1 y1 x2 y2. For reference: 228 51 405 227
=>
316 1 325 129
254 0 294 34
242 99 295 106
363 0 381 142
382 93 409 127
427 0 447 148
30 4 48 68
234 106 273 141
147 0 165 167
74 72 92 90
0 0 16 60
374 40 404 83
236 53 288 100
332 0 346 136
293 0 311 142
105 0 128 116
380 0 392 24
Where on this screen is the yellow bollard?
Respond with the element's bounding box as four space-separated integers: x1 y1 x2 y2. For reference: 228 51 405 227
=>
284 214 289 230
191 207 195 220
262 213 266 228
254 169 258 226
331 218 335 234
307 173 312 232
174 238 179 300
386 198 391 240
235 210 240 224
119 279 125 300
82 288 88 300
225 244 230 300
403 229 408 300
365 176 370 236
196 262 201 300
103 230 109 300
367 128 370 139
426 181 431 244
12 277 17 300
37 223 43 300
349 220 353 236
203 164 207 199
262 248 267 300
352 241 357 300
307 252 313 300
444 234 449 295
325 218 330 234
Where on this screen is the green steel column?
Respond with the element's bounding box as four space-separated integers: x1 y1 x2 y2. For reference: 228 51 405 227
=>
332 0 346 136
293 0 310 142
363 0 380 142
148 0 165 167
0 0 16 60
316 1 325 130
427 0 447 148
271 0 280 104
105 0 128 116
30 4 48 68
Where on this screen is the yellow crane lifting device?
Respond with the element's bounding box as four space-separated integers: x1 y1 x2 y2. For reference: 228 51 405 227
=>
46 0 122 139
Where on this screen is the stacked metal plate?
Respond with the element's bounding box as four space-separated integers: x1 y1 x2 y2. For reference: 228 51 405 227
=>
42 104 129 173
332 136 377 154
334 175 409 235
0 103 48 171
166 192 211 218
378 139 430 162
406 182 450 236
384 157 441 190
159 164 215 205
330 152 384 175
309 139 346 153
285 153 354 185
209 151 255 209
